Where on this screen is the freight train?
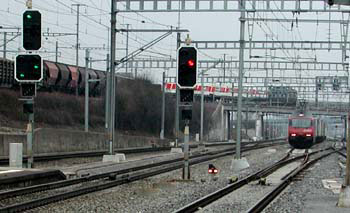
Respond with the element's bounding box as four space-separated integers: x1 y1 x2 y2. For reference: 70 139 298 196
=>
0 57 106 95
288 112 327 149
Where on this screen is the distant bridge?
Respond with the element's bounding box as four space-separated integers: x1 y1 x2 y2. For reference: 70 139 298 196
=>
222 103 348 116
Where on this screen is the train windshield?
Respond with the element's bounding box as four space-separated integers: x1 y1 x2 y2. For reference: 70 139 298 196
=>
290 119 312 128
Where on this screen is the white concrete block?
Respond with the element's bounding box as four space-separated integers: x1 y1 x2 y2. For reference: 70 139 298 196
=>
267 149 277 153
171 148 183 153
338 186 350 208
9 143 23 168
231 157 250 173
102 155 120 163
195 134 200 142
116 153 126 162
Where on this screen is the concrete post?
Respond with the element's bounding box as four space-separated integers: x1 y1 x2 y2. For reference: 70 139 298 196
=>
175 30 181 147
255 113 262 140
175 87 179 147
200 72 204 142
105 54 110 130
316 81 319 108
160 70 165 140
55 40 58 63
231 83 235 141
261 113 265 139
84 49 89 132
228 111 231 140
26 100 34 168
231 0 250 172
346 114 350 186
109 0 117 155
345 116 348 141
3 32 7 59
338 113 350 207
10 143 22 168
183 124 190 180
245 109 248 139
235 0 246 159
221 106 225 141
125 24 129 73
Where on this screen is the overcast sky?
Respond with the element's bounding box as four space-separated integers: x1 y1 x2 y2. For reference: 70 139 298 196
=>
1 0 350 101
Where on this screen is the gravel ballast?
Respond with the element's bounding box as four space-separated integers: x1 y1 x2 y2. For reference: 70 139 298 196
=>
24 144 291 212
263 147 348 213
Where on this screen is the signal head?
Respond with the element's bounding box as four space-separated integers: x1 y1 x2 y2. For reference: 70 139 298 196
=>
15 54 43 82
23 10 41 50
177 46 197 88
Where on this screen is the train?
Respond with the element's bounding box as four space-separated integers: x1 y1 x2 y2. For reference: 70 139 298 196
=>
0 57 106 96
201 85 298 106
288 112 327 149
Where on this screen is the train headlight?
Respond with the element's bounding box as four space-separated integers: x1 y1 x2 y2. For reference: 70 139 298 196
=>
306 134 312 137
291 133 296 136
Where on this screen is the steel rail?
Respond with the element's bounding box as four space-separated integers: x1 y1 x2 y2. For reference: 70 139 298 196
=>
173 147 331 213
0 140 284 202
0 142 284 213
0 148 226 201
246 150 334 213
335 150 347 158
0 147 171 165
0 138 285 165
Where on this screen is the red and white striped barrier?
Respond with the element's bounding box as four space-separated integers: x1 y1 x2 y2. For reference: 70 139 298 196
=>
165 83 265 95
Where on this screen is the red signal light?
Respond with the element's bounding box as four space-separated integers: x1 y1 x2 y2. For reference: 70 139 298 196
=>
187 59 195 67
208 169 218 174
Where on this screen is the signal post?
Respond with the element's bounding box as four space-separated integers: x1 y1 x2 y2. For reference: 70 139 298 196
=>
14 5 42 168
177 39 197 180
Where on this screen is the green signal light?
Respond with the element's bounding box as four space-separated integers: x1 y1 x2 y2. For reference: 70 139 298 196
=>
26 14 32 19
34 65 39 69
20 73 25 78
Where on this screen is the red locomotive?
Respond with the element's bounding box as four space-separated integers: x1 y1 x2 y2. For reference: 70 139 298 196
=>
288 113 326 149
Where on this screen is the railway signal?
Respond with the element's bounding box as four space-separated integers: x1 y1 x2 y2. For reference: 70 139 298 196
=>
23 10 41 51
21 83 36 97
208 164 218 174
181 108 192 121
23 102 34 114
15 54 43 83
333 78 340 91
177 46 197 88
180 89 194 103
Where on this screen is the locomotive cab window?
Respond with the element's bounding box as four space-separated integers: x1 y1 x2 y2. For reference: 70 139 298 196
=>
289 119 312 128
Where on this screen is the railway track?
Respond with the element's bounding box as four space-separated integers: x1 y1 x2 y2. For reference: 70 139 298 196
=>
0 147 171 165
335 150 347 158
0 140 284 212
247 149 334 213
0 138 285 165
173 147 333 213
